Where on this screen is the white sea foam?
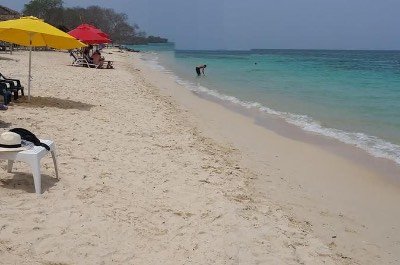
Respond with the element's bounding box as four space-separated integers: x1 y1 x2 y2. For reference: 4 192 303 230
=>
140 54 400 166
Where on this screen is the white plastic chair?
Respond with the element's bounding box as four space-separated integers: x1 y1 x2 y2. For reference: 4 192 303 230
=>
0 139 59 194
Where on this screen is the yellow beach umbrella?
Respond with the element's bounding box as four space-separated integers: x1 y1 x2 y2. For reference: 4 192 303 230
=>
0 16 86 100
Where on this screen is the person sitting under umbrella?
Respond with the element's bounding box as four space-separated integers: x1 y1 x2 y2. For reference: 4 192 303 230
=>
91 50 105 68
92 50 114 69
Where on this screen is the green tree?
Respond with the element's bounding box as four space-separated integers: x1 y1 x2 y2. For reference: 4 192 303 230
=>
61 7 86 29
22 2 167 44
23 0 64 25
78 6 138 43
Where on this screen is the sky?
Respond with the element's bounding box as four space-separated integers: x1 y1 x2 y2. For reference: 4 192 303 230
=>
2 0 400 50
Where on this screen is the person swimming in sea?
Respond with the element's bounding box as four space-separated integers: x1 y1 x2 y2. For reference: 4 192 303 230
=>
195 64 207 76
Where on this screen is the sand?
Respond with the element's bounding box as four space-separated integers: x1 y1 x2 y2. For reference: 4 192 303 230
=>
0 49 398 265
137 52 400 265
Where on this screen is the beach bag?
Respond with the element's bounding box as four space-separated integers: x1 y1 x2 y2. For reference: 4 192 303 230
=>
9 128 50 150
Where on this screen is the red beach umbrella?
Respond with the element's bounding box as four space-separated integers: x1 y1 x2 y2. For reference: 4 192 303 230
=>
68 24 111 44
86 24 110 39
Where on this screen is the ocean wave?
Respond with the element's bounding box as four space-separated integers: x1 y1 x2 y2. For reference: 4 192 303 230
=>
143 55 167 71
140 54 400 166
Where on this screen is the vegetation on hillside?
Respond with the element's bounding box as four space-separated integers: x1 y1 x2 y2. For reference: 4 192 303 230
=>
23 0 168 44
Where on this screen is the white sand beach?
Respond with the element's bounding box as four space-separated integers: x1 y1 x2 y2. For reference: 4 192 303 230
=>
0 50 399 265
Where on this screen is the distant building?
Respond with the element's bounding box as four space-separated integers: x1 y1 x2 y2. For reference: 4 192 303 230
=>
0 5 21 21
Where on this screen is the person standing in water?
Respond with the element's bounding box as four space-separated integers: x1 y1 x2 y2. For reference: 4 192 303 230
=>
195 64 207 76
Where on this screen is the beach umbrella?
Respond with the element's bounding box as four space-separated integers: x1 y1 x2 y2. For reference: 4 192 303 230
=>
85 24 110 39
0 16 86 100
68 24 111 45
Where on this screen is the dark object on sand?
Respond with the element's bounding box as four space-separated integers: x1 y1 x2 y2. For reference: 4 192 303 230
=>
0 82 12 104
0 72 24 100
10 128 50 150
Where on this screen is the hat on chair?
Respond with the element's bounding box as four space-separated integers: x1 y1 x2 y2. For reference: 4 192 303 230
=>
0 132 29 152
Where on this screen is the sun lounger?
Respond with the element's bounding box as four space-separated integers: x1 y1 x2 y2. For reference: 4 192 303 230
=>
70 51 113 69
83 54 101 68
0 73 24 99
0 82 12 105
70 51 97 68
103 60 114 69
94 59 114 69
0 80 22 100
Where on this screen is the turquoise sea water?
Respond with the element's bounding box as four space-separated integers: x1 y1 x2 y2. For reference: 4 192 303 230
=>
128 44 400 165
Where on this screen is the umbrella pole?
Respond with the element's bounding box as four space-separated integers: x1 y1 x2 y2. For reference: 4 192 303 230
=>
28 33 33 101
28 46 32 101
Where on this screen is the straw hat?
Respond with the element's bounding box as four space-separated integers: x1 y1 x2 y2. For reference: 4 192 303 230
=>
0 132 29 152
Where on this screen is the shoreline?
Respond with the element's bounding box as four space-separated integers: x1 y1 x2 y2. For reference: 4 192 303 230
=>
148 50 400 171
179 86 400 184
134 52 400 264
138 51 400 184
0 50 398 264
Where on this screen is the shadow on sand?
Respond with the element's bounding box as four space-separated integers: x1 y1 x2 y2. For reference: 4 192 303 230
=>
17 96 95 111
0 120 12 128
0 172 59 194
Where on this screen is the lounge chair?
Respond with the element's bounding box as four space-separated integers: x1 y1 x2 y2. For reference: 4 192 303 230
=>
83 54 100 68
103 60 114 69
92 58 114 69
90 50 115 69
69 51 97 68
0 73 24 99
0 80 19 100
0 82 12 105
